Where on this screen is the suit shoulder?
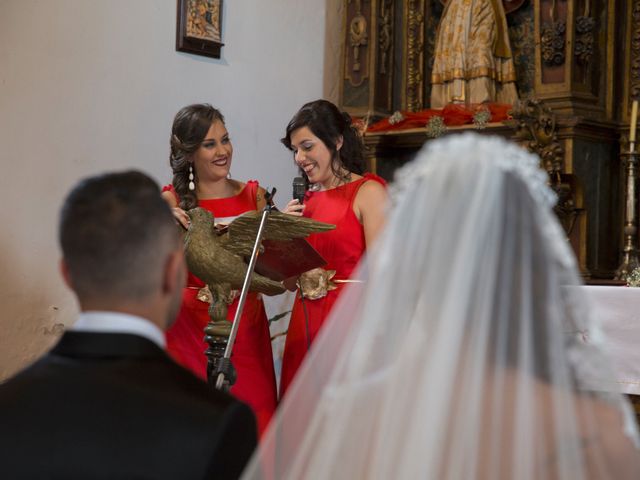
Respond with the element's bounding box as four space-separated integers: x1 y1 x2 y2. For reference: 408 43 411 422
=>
160 356 242 408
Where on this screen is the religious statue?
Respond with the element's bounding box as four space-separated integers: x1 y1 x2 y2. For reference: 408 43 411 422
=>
430 0 520 108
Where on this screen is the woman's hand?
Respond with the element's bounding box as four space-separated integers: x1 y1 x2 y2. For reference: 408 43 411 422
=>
172 207 190 229
283 199 305 216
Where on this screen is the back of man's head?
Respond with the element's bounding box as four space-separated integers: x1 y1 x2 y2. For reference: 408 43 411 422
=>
59 170 180 305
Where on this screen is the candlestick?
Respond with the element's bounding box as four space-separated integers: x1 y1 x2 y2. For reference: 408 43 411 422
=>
630 100 638 143
616 100 640 279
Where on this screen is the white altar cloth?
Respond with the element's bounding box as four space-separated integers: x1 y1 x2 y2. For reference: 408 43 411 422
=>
583 285 640 395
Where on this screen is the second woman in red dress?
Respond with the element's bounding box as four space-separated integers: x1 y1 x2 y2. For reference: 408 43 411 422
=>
280 99 388 396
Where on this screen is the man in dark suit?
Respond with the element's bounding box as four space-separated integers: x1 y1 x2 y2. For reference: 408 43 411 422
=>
0 171 257 479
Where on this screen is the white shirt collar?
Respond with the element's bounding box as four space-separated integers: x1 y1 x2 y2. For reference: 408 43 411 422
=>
72 311 166 349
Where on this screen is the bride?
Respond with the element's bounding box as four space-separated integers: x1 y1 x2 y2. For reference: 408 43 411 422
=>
242 134 640 479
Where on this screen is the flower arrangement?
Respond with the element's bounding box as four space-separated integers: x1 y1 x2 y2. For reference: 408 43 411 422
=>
388 111 405 125
426 116 447 138
626 267 640 287
473 107 492 129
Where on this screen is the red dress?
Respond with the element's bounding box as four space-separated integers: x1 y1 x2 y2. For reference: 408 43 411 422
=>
163 181 277 436
280 174 386 396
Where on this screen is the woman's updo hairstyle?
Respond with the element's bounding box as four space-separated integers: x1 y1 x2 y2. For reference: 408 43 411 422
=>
170 103 225 210
281 99 365 185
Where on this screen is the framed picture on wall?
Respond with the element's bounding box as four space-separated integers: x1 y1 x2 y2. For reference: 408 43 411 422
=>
176 0 224 59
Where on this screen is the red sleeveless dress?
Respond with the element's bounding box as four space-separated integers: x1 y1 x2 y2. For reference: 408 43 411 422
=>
163 181 277 436
280 174 386 396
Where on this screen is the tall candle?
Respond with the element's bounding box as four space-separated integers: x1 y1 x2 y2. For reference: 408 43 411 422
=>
631 100 638 143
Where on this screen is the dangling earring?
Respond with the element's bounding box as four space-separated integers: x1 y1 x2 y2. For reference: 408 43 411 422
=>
188 164 195 191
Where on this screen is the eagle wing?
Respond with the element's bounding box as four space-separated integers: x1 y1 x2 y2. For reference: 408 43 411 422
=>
224 210 335 257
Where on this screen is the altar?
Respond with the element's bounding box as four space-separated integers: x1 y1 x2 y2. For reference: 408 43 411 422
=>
583 285 640 419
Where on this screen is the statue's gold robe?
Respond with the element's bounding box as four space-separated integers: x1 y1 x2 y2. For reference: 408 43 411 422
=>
430 0 518 108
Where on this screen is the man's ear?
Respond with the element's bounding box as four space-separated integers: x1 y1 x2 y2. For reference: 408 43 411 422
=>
163 248 186 295
60 258 74 290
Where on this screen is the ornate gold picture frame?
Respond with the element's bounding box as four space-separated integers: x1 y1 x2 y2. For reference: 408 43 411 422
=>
176 0 224 59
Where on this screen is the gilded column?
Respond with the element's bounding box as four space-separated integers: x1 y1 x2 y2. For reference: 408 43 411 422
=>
402 0 425 112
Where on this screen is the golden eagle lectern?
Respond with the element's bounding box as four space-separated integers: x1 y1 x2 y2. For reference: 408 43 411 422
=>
184 207 335 386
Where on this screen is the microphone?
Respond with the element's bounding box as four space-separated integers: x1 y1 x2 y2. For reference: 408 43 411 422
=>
292 176 307 204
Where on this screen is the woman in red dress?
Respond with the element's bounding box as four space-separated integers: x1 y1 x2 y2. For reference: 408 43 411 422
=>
161 104 277 436
280 99 387 396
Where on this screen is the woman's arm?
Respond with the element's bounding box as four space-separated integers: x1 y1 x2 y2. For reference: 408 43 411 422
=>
162 190 190 229
353 180 387 247
161 190 178 208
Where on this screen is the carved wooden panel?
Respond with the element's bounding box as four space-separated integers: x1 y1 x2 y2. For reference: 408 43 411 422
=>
341 0 396 116
345 0 372 87
375 0 395 112
539 0 568 84
342 0 372 111
403 0 425 111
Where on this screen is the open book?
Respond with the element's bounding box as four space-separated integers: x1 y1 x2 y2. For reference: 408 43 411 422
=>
212 216 329 283
255 238 327 282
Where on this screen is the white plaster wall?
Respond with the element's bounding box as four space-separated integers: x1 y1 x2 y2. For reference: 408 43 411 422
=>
0 0 330 380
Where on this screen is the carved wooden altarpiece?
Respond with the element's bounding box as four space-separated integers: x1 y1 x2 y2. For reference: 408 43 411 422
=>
338 0 640 279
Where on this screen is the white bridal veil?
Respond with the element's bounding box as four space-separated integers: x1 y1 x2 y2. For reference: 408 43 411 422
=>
243 133 640 479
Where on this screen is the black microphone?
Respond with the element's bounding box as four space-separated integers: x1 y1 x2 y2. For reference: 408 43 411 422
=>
292 176 307 204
